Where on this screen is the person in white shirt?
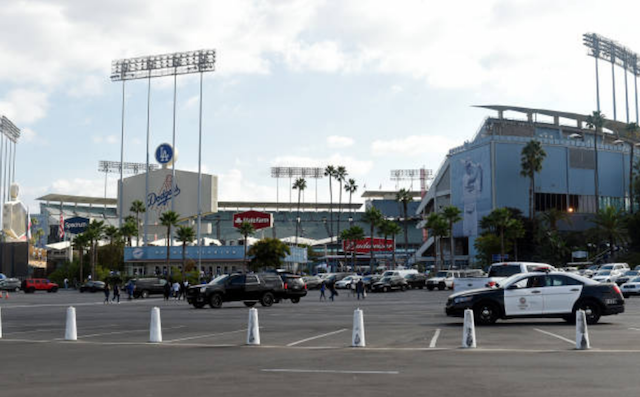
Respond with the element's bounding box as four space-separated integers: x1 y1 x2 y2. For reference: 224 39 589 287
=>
172 282 180 300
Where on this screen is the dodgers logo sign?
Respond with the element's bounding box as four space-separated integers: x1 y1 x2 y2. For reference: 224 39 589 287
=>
147 174 181 216
155 143 174 165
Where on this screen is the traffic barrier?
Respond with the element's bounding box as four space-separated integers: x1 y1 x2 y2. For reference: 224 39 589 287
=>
65 306 77 341
351 308 365 347
461 309 476 348
247 308 260 345
575 309 590 350
149 307 162 343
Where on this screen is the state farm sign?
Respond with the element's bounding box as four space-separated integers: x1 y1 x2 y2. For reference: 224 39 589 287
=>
343 237 395 253
233 210 273 230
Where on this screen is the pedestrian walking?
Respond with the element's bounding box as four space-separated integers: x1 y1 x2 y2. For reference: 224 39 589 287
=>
112 283 120 304
103 283 110 304
319 281 326 301
329 280 338 302
127 281 134 300
172 281 180 300
64 278 69 290
182 280 189 300
163 281 171 301
356 279 365 300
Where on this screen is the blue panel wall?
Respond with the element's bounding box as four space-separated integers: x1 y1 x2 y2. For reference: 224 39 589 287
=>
598 150 626 197
495 143 528 212
568 168 595 195
536 146 568 193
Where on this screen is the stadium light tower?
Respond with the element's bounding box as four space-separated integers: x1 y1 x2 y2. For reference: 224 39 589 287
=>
0 116 20 228
270 167 324 210
98 160 159 209
111 50 216 269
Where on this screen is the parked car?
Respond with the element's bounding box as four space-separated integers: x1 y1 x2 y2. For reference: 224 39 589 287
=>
186 273 284 309
452 262 554 293
276 274 307 303
361 275 382 291
302 275 322 290
127 278 169 299
446 272 624 325
371 275 408 292
592 264 629 283
621 276 640 298
0 278 21 292
615 270 640 286
79 281 106 293
335 275 361 289
404 273 427 289
21 279 59 293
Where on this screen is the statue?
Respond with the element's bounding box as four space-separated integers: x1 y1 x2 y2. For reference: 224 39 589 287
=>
3 183 27 241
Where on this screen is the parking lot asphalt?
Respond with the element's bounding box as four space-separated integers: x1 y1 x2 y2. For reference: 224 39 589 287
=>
2 288 640 396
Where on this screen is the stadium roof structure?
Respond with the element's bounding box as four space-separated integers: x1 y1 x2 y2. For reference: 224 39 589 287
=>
361 190 422 200
476 105 637 141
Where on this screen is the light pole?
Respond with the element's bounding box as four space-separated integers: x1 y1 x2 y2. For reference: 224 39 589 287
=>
0 116 20 229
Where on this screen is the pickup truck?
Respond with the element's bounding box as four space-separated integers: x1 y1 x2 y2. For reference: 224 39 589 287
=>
452 262 555 293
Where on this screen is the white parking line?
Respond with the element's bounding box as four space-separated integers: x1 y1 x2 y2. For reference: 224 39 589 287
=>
261 369 399 375
3 324 118 336
52 325 186 340
429 329 441 348
628 328 640 331
533 328 574 345
286 329 348 347
164 328 248 343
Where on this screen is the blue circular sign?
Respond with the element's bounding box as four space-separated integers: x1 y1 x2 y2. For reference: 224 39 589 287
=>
155 143 174 165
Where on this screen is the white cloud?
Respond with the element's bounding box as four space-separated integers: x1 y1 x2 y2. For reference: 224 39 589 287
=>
371 135 462 157
0 89 49 124
218 168 275 202
326 135 354 148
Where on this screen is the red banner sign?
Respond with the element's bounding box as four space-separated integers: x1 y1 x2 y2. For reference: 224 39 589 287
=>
343 237 395 253
233 210 273 230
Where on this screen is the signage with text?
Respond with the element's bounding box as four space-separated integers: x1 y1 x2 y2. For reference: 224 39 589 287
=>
343 237 395 253
233 210 273 230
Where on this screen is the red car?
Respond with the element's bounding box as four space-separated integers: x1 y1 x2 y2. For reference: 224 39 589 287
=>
21 279 59 293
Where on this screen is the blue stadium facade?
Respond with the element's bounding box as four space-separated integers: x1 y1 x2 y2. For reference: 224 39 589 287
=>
415 105 636 267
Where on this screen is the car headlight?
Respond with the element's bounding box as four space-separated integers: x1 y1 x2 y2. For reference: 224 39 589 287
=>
453 296 473 304
200 287 206 293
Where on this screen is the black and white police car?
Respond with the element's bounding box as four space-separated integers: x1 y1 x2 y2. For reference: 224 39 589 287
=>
445 271 624 325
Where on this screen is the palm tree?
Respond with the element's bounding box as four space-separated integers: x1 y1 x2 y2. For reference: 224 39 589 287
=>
386 221 402 268
159 211 180 273
395 189 413 264
625 122 640 213
104 225 120 246
506 218 526 261
176 225 196 280
72 233 89 283
335 166 347 239
236 221 256 268
361 207 383 272
541 208 572 232
520 140 546 220
324 165 337 237
592 205 627 258
377 219 394 269
425 213 448 272
442 206 462 269
344 178 358 220
85 220 105 280
292 177 307 245
120 217 137 247
586 110 606 212
481 208 513 260
130 199 146 246
341 226 365 269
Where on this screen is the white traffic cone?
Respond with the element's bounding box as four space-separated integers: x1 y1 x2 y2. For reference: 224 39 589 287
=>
247 308 260 345
149 307 162 343
351 308 366 347
462 309 476 348
65 306 77 341
575 309 590 350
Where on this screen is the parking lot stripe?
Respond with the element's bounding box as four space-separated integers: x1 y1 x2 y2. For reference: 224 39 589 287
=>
52 325 186 340
429 329 441 348
628 328 640 331
261 369 399 375
533 328 574 345
164 328 248 343
286 329 348 347
3 324 118 336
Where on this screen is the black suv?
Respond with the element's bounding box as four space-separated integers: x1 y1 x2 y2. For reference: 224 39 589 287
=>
371 275 408 292
276 274 307 304
128 278 169 299
186 273 283 309
405 273 427 289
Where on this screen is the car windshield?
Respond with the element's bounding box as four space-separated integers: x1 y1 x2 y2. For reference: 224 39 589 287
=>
500 273 533 289
631 277 640 283
596 271 611 276
435 271 448 277
488 265 522 277
382 271 395 277
380 277 391 282
624 271 639 276
600 265 614 270
209 275 228 285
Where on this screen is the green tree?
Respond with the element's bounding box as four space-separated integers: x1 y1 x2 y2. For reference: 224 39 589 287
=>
85 220 105 280
335 166 347 239
592 205 627 258
72 233 90 283
176 225 196 280
247 238 291 272
159 211 180 273
474 234 502 267
586 110 606 211
480 208 516 260
520 140 546 220
324 165 337 237
386 221 402 268
344 178 358 219
120 218 137 247
425 212 448 271
130 199 146 247
236 221 256 267
104 225 120 246
506 217 526 261
341 225 365 269
540 208 572 232
395 188 413 264
361 206 384 271
292 177 307 245
442 206 462 269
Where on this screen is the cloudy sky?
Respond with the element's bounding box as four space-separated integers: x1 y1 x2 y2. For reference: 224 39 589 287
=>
3 0 640 211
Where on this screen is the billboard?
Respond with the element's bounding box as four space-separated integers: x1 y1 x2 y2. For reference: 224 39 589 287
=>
64 216 89 235
343 237 395 253
233 210 273 230
120 168 218 224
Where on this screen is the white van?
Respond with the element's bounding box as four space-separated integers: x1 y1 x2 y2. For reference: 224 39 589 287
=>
381 269 418 278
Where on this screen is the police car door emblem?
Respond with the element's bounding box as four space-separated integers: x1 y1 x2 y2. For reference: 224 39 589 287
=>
518 297 528 310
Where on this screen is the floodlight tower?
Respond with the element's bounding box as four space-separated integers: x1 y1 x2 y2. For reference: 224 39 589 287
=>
111 49 216 270
0 116 20 228
390 168 433 191
270 166 323 210
98 160 159 210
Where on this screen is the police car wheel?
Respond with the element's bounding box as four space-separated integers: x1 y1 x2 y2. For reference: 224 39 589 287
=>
438 283 445 291
473 301 499 325
575 300 601 325
427 286 434 291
